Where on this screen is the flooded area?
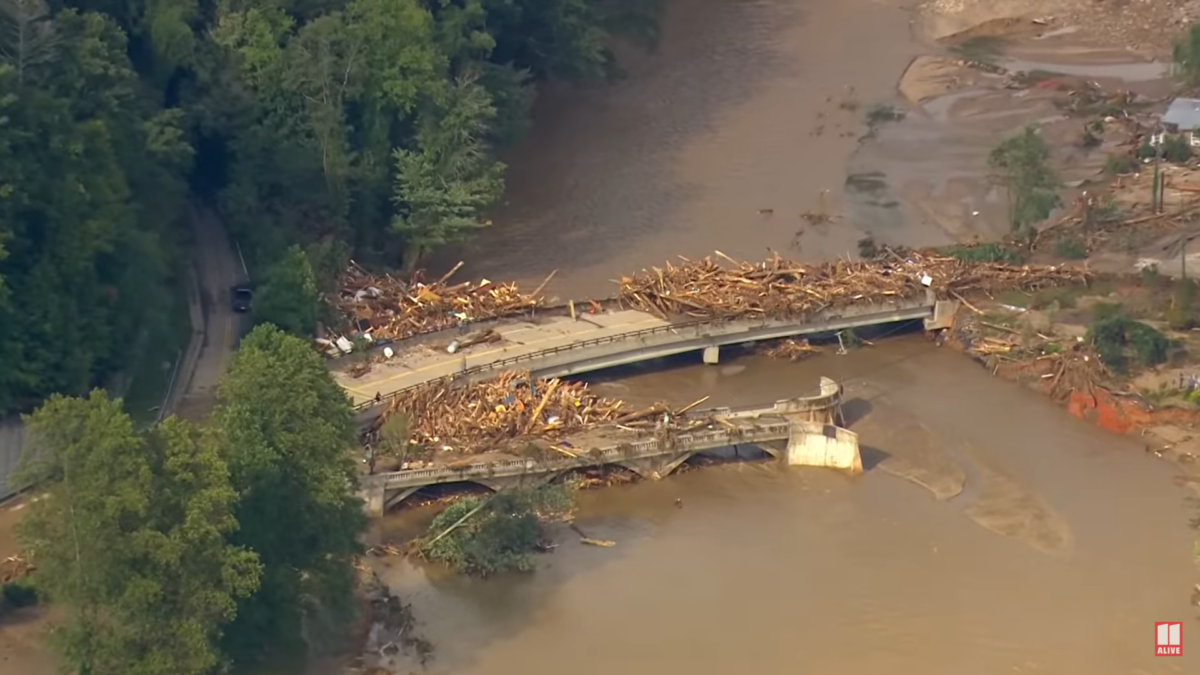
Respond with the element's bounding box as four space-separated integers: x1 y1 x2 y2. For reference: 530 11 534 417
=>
431 0 1178 299
5 1 1200 673
370 339 1198 673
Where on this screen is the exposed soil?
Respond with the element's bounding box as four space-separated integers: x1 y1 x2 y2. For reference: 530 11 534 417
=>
919 0 1200 55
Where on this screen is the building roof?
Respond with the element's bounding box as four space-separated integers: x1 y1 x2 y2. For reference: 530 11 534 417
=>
1162 98 1200 130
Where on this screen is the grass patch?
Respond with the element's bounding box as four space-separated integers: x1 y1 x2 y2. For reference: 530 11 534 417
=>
948 36 1008 63
1011 69 1059 86
120 278 193 427
939 242 1025 265
1054 235 1087 260
1104 154 1137 175
845 171 888 195
865 104 905 127
1029 286 1082 310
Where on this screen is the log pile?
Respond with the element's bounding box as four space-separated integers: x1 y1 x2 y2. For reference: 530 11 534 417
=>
1 554 31 584
617 250 1086 320
759 338 822 361
336 261 546 340
374 370 634 455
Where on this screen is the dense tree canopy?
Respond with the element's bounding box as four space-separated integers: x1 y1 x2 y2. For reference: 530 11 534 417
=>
14 391 261 675
0 0 663 415
208 324 365 662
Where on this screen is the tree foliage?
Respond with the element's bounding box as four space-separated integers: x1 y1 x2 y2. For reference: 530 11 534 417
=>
988 125 1061 238
423 484 575 576
209 324 366 662
253 244 322 335
0 0 659 416
13 391 261 675
1174 22 1200 87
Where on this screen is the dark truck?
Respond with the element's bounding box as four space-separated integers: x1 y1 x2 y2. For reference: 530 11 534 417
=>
231 284 253 313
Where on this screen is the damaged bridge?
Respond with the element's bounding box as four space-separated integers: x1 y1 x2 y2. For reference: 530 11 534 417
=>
359 378 860 516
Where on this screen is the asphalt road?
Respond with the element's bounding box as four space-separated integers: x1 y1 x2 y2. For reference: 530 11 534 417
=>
173 207 247 422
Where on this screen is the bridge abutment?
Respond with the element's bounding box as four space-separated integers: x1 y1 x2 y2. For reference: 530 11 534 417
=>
784 420 862 474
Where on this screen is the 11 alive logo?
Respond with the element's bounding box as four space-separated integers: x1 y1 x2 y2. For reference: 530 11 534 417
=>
1155 622 1182 657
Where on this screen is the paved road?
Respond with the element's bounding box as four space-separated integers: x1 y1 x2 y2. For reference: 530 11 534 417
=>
173 207 247 422
336 310 668 405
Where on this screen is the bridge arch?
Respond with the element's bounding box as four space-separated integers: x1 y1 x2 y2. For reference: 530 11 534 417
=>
382 480 496 513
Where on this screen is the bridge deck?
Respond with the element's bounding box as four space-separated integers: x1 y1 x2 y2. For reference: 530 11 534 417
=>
363 411 794 492
337 309 667 404
338 294 937 408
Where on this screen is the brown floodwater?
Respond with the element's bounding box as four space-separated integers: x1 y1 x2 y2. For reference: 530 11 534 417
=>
371 339 1198 674
381 1 1199 673
430 0 928 300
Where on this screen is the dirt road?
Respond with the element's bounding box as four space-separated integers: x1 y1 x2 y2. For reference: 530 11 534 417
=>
172 207 247 422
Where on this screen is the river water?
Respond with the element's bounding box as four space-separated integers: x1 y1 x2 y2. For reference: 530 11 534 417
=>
380 0 1200 672
372 339 1198 674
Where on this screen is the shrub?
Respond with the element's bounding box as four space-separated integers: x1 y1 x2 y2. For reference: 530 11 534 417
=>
1054 235 1087 260
1167 279 1197 331
1087 310 1170 373
1104 154 1137 175
1 580 39 612
1164 135 1194 163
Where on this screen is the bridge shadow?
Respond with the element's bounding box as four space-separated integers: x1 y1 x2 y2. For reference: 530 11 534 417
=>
858 444 891 472
840 397 874 428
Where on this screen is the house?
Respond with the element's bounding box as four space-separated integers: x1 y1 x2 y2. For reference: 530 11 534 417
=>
1156 97 1200 147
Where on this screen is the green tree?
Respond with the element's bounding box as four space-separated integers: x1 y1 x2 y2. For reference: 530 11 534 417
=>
391 73 505 270
210 324 366 662
989 125 1061 239
254 245 322 335
1174 22 1200 87
13 391 260 675
423 484 575 576
0 8 187 415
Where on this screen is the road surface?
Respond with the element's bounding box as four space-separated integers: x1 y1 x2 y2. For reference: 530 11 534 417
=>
173 207 247 421
335 310 668 405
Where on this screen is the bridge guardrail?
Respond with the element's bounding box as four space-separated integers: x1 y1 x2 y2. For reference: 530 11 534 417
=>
367 420 794 487
352 296 928 413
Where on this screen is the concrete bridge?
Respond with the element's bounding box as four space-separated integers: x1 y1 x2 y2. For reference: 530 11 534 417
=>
358 378 858 516
342 289 959 418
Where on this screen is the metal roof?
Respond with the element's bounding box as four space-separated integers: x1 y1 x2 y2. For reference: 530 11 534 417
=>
1162 98 1200 130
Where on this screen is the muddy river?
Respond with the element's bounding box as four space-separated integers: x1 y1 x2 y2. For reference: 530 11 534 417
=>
4 0 1198 673
372 340 1197 673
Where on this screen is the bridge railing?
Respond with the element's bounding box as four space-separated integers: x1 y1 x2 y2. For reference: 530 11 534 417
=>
352 296 928 412
367 420 794 487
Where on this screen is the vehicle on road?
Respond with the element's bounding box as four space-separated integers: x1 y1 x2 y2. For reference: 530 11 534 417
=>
231 284 253 313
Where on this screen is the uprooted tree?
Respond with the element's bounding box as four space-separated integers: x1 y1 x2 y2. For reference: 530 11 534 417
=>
421 484 576 576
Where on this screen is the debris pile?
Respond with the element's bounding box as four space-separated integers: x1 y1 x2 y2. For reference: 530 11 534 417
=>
335 261 548 341
759 338 822 361
618 250 1086 320
1 554 32 584
373 370 634 455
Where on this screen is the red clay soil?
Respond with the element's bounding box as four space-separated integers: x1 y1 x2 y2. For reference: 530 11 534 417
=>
1065 388 1200 435
938 325 1200 439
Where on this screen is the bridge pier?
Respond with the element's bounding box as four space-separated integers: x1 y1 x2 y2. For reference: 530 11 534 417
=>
785 420 862 474
702 346 720 365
